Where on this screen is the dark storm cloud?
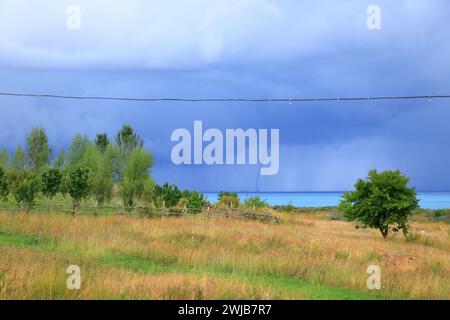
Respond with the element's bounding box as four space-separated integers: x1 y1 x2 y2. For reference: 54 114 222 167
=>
0 0 449 190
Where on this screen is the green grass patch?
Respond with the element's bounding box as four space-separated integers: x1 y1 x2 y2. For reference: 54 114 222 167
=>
0 231 55 249
0 230 385 300
95 250 381 300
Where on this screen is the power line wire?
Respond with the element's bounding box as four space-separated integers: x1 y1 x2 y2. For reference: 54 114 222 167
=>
0 91 449 103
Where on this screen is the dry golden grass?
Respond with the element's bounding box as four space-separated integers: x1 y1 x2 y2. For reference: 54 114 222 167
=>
0 210 448 299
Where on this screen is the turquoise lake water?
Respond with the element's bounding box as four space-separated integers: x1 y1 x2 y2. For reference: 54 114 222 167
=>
203 192 450 210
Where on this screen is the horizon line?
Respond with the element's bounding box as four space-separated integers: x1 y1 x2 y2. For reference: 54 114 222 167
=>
199 190 450 193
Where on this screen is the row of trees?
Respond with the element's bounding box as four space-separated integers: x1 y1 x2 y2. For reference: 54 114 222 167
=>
0 126 419 239
0 124 207 212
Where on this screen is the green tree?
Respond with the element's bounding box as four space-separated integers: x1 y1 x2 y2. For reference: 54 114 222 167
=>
41 168 62 201
26 126 51 172
0 148 8 168
339 169 419 239
68 167 91 211
12 145 26 170
154 183 182 208
12 173 41 208
79 144 113 206
95 133 110 154
66 134 91 168
59 169 70 198
0 166 9 201
9 146 27 195
53 149 65 168
116 124 144 161
120 148 154 208
107 144 123 182
182 190 206 213
141 178 156 204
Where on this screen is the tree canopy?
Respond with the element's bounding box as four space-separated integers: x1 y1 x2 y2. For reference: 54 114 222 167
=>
0 123 208 215
26 126 51 172
339 169 419 239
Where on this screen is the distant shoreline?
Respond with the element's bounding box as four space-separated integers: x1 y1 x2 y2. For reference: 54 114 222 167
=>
203 191 450 210
199 191 450 193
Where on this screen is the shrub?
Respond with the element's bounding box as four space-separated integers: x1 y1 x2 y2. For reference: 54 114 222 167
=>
219 194 240 209
155 183 182 208
183 190 206 213
218 191 238 201
327 209 346 221
120 178 135 208
243 195 268 209
173 197 189 213
141 178 155 205
433 209 450 218
275 201 296 213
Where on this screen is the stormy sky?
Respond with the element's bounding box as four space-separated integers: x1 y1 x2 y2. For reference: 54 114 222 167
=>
0 0 449 191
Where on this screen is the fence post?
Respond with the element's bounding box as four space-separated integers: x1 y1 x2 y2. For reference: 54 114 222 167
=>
72 202 78 216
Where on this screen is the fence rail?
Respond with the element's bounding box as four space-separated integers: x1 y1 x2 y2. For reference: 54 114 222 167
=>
0 202 281 223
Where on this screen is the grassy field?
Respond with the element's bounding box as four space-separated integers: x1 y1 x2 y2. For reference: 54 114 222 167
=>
0 209 448 300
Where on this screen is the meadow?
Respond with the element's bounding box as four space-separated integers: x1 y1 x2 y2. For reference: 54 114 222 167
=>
0 208 448 300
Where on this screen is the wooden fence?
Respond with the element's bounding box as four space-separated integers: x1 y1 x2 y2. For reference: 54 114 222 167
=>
0 202 281 223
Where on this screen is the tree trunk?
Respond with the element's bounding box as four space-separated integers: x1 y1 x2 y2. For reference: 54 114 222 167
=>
72 201 79 216
380 227 389 239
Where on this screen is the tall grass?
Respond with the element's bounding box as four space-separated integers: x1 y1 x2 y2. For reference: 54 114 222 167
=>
0 210 448 299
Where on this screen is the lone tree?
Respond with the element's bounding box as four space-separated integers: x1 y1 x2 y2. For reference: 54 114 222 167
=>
339 169 419 239
41 168 62 201
68 167 91 214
